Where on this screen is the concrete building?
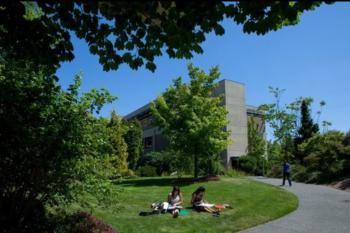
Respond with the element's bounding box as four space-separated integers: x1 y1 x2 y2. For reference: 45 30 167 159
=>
124 79 264 168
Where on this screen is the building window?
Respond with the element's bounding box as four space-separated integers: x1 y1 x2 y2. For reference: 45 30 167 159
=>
144 136 153 149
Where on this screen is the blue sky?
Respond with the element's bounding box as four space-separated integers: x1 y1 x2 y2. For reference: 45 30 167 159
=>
57 2 350 134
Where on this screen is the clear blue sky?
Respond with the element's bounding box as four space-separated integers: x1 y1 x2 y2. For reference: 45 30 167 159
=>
57 2 350 134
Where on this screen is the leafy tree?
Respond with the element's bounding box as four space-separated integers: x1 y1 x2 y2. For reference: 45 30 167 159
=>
321 120 332 133
1 1 327 72
316 100 326 124
71 117 120 207
150 64 230 177
0 59 116 232
123 119 143 170
259 87 302 159
242 117 266 175
107 111 129 174
294 99 319 162
247 117 266 159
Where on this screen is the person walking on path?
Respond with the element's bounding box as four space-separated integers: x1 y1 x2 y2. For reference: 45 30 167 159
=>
282 160 292 186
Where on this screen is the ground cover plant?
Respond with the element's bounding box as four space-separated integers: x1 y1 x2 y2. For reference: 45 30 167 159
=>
66 177 298 233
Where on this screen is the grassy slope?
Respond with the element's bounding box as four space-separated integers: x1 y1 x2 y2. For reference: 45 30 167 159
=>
72 177 298 233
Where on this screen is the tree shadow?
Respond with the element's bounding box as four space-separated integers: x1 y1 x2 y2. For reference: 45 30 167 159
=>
116 175 220 187
116 177 185 187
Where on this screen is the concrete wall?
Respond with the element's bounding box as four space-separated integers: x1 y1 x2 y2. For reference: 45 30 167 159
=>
222 80 248 166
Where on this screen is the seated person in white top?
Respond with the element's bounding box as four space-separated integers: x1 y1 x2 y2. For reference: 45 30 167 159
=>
167 186 183 218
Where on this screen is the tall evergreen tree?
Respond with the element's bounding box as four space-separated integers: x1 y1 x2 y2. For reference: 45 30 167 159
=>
295 99 319 162
343 130 350 146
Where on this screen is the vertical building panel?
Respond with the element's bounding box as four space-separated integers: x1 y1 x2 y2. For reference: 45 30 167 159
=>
223 80 248 167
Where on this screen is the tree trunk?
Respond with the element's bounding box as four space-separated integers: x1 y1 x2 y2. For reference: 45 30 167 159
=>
194 153 199 178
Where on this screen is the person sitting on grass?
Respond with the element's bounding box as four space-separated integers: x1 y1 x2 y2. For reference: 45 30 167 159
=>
167 186 183 218
191 186 220 216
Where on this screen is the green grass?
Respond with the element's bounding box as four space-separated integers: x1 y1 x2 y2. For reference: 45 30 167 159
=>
70 177 298 233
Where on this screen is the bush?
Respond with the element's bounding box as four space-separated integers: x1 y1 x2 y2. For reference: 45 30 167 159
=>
51 211 118 233
138 150 192 176
298 131 350 183
120 169 136 178
291 164 308 182
136 165 158 177
225 169 247 177
239 156 259 175
199 157 225 176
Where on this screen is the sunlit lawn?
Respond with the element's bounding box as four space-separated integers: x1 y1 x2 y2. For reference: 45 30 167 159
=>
70 177 298 233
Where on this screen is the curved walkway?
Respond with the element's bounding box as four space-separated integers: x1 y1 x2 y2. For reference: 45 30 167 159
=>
241 177 350 233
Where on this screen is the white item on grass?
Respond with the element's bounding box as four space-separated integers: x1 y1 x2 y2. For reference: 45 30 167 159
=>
197 203 215 208
160 202 183 210
167 205 183 210
162 202 169 210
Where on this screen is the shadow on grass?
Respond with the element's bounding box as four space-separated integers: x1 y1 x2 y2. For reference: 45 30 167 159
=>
116 177 185 187
116 176 220 188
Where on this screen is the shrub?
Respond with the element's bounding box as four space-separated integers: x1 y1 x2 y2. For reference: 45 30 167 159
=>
199 156 225 176
266 163 282 178
239 156 259 175
298 131 350 183
120 169 136 178
138 150 192 176
136 165 158 177
225 169 247 177
52 211 118 233
291 164 308 182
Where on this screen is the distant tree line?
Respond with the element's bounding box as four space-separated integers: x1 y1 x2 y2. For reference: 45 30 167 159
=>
241 87 350 184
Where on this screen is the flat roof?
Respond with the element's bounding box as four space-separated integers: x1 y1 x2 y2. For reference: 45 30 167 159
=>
124 102 260 120
220 78 245 86
124 79 254 120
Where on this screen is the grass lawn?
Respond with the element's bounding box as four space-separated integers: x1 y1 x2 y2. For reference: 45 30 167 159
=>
70 177 298 233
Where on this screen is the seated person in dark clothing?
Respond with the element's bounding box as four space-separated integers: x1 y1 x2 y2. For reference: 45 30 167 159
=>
191 186 219 215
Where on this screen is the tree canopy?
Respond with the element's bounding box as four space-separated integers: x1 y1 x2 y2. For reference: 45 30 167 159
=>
1 1 327 72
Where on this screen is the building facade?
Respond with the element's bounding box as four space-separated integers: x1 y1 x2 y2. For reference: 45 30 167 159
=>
124 79 264 168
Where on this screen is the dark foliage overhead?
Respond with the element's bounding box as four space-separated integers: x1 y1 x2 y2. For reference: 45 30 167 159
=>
0 1 326 72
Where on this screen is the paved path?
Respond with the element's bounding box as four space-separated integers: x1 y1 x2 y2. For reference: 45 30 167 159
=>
241 177 350 233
